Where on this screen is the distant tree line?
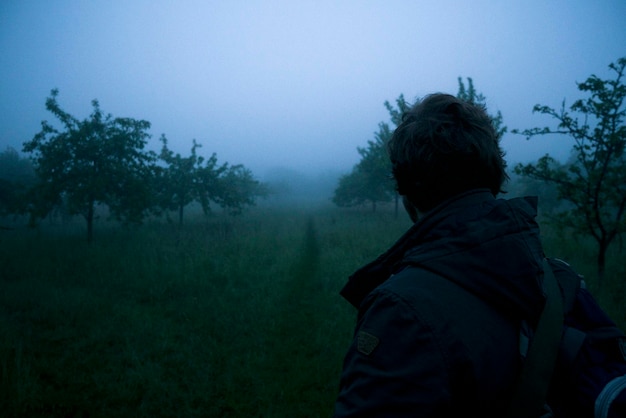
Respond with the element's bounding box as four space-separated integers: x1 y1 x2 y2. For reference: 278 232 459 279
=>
333 57 626 286
0 89 267 242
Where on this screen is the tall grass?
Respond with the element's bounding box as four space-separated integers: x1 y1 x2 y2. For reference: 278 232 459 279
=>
0 206 410 417
0 204 623 417
538 218 626 327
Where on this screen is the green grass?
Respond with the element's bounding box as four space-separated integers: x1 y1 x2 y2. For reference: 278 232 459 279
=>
537 218 626 327
0 205 410 417
0 204 623 417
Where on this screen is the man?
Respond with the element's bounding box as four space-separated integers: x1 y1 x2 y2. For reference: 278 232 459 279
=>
334 93 547 417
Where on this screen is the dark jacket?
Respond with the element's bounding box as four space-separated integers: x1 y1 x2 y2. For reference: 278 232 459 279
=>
334 189 547 417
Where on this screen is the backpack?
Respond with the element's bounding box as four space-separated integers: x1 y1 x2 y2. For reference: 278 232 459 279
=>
507 258 626 418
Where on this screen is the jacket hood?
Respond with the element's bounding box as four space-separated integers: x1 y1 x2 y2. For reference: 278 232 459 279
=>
340 189 546 323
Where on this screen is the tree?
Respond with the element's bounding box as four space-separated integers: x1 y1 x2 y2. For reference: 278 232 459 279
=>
23 89 156 243
457 77 507 139
332 123 395 211
513 57 626 286
332 170 370 208
383 95 413 214
0 147 35 217
383 94 412 126
156 137 266 223
333 97 410 212
156 136 227 225
216 164 268 215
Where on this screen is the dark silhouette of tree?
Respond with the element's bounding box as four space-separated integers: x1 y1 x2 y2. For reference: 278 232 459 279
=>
217 164 268 215
457 77 507 140
333 122 396 212
332 170 369 209
333 96 410 212
156 136 267 223
383 93 412 126
0 147 35 217
23 89 156 242
514 57 626 286
156 136 227 225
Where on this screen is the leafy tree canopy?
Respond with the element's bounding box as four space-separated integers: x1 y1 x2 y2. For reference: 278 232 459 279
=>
157 136 267 223
332 121 398 211
457 77 507 140
513 57 626 285
217 164 268 215
0 147 36 216
23 89 156 242
156 136 226 224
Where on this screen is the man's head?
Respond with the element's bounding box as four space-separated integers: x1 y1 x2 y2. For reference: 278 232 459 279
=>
387 93 508 214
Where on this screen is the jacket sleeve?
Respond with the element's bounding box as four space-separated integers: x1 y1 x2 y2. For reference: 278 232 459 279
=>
334 288 454 418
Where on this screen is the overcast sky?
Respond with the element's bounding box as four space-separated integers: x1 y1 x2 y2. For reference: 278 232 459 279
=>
1 1 625 178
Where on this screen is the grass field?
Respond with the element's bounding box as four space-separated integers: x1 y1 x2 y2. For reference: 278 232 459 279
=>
0 204 624 417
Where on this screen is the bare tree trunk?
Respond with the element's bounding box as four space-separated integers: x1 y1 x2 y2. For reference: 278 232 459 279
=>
178 204 184 226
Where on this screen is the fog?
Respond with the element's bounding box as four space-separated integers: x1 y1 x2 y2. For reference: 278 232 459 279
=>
1 1 625 185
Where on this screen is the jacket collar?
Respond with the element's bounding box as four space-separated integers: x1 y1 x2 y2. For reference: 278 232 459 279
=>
340 189 496 308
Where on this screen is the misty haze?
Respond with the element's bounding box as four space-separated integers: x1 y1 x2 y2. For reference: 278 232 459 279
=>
1 1 625 417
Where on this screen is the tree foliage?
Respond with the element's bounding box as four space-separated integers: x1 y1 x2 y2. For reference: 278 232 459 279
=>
156 136 266 223
156 136 226 224
332 122 397 211
383 94 412 127
23 89 156 242
332 170 369 208
333 96 411 211
0 147 35 217
333 81 504 214
513 57 626 285
217 164 268 215
457 77 507 139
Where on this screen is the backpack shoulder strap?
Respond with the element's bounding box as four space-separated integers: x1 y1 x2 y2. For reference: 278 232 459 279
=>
547 258 580 312
506 258 564 418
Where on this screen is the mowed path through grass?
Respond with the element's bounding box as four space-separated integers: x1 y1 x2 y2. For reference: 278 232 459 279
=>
251 217 342 417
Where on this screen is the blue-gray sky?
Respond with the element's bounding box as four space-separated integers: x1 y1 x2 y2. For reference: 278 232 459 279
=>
1 1 625 178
